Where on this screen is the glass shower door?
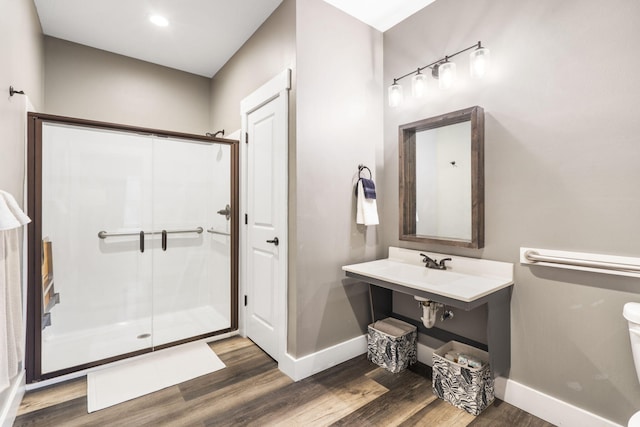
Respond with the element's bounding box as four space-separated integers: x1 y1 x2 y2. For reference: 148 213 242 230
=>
34 117 235 380
40 123 154 374
151 138 231 347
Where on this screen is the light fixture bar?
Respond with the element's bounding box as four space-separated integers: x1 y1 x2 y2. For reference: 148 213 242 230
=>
391 41 484 84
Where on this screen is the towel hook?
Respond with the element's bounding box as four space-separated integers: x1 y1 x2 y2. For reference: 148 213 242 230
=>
358 164 372 179
9 86 25 97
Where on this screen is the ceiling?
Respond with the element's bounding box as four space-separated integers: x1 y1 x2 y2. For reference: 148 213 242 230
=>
34 0 436 78
324 0 436 32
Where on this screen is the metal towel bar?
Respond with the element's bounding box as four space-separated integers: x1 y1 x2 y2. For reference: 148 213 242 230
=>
98 227 204 239
521 247 640 277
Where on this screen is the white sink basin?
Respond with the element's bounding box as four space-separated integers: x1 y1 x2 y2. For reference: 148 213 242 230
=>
342 247 513 302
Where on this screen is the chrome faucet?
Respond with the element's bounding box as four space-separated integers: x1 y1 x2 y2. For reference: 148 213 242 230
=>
420 253 452 270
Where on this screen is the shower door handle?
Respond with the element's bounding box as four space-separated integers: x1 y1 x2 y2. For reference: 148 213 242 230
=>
217 204 231 220
161 230 167 251
139 231 145 253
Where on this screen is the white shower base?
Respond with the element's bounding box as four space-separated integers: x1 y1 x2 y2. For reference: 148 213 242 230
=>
42 305 229 374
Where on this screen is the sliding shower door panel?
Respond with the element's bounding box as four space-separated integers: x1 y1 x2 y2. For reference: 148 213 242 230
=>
151 138 231 347
40 124 154 374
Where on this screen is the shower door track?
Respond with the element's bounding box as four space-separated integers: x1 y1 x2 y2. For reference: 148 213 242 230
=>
25 112 240 383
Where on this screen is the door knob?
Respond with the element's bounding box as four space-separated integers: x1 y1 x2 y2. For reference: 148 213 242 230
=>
266 237 279 246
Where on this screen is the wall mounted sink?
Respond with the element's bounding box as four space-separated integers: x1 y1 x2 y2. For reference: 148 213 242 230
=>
342 247 514 377
342 247 513 303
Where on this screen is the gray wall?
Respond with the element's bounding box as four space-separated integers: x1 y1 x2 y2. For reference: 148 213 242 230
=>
209 0 383 358
382 0 640 424
209 0 296 134
44 37 211 135
0 0 44 204
0 0 42 412
294 0 383 357
207 0 300 351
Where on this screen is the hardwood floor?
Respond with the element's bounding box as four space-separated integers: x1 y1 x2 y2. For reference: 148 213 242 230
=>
15 337 555 426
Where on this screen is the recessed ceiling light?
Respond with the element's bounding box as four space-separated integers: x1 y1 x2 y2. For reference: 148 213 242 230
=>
149 15 169 27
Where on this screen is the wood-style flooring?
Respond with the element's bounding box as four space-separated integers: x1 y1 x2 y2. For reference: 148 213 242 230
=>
15 337 555 426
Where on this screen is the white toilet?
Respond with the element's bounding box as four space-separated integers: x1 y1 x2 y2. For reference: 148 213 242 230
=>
623 302 640 426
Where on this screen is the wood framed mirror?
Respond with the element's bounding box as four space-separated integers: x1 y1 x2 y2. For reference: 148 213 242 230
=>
399 106 484 248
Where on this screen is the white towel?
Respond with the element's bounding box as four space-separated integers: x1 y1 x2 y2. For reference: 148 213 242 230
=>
0 191 29 393
0 228 24 393
0 190 31 231
356 180 379 226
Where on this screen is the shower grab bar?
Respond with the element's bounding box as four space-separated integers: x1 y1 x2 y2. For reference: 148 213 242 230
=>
521 247 640 278
98 230 142 239
163 227 204 235
524 250 640 272
98 227 204 240
207 228 230 236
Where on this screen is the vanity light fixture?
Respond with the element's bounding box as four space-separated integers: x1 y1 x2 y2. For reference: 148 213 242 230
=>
388 41 490 107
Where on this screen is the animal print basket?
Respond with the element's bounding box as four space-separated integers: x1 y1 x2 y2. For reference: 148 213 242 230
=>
432 341 494 415
367 318 417 373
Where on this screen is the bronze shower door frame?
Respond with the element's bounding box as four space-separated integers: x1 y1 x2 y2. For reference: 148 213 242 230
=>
25 112 239 383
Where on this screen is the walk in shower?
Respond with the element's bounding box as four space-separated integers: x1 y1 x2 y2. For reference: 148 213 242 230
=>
26 114 238 382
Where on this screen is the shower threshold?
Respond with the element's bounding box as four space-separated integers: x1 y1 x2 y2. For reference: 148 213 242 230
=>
41 305 229 375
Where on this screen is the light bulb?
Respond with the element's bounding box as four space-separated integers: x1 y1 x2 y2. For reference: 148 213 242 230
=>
149 15 169 27
438 62 456 90
470 47 490 78
388 83 403 107
411 73 427 98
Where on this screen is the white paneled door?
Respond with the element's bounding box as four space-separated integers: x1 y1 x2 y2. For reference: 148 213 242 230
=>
244 71 289 362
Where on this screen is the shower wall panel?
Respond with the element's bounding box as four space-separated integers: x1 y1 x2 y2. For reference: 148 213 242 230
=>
151 138 231 346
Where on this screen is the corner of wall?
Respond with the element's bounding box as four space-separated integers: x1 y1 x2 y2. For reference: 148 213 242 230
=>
292 0 383 358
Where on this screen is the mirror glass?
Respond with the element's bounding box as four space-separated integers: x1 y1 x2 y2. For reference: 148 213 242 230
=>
399 106 484 248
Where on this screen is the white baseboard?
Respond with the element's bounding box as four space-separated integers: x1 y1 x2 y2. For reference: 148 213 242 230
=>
279 338 433 382
0 370 26 427
279 334 367 382
417 341 435 366
493 377 622 427
403 340 620 427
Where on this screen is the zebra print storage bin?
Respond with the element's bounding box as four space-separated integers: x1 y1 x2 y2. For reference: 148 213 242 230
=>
367 317 417 373
432 341 495 416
